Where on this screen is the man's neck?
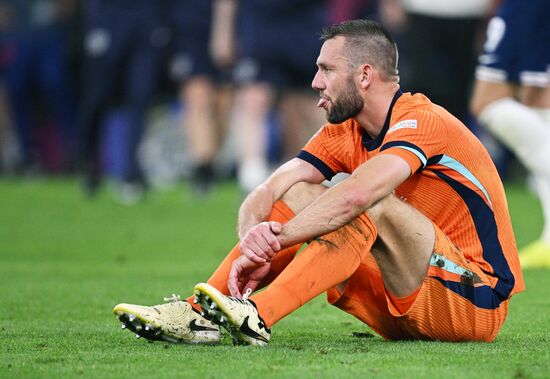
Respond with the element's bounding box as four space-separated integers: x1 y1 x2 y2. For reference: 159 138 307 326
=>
355 83 400 138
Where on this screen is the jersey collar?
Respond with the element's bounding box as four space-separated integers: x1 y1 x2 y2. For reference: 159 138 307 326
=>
361 89 403 151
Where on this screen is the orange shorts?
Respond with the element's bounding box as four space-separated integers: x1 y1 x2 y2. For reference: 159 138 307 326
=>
326 224 509 342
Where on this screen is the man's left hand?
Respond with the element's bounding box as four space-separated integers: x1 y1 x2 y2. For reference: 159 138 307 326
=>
239 221 282 263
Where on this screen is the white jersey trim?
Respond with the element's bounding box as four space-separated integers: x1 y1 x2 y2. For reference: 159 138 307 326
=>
519 71 550 87
475 66 507 83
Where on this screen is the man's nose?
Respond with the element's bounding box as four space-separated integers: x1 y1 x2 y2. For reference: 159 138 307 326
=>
311 70 324 91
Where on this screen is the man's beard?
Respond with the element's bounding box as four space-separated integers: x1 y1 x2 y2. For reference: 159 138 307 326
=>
326 78 364 124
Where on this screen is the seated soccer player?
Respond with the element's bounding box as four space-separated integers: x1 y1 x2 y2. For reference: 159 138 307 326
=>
113 19 524 346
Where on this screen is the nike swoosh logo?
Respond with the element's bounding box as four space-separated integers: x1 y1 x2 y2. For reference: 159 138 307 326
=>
239 316 269 343
189 319 218 332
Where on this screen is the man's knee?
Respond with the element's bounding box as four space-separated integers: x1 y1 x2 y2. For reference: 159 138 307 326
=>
519 86 550 108
281 182 326 214
365 194 398 224
469 80 515 118
366 194 435 250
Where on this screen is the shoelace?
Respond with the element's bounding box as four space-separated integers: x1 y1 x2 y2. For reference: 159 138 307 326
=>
227 288 253 304
163 290 252 304
163 293 181 303
242 288 253 301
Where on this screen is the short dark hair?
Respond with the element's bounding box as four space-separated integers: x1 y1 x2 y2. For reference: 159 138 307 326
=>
321 19 399 82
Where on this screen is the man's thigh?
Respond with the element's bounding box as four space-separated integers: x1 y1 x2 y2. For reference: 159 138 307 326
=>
329 224 509 342
400 225 509 341
281 181 327 214
519 86 550 108
366 195 436 297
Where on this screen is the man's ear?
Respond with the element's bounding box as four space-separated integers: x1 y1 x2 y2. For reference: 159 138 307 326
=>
359 64 373 89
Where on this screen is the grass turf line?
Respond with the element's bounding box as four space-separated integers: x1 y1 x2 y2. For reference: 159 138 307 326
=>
0 178 549 378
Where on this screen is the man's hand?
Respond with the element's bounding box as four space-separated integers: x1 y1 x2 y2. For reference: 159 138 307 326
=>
228 255 271 298
239 221 282 263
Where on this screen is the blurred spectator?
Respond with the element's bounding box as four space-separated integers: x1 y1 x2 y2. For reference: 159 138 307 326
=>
379 0 494 124
470 0 550 267
0 0 77 175
0 4 14 173
377 0 516 178
167 0 233 196
0 80 17 173
77 0 168 203
328 0 376 23
223 0 329 193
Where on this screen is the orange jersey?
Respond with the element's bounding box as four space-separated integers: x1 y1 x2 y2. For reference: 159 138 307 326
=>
298 90 525 308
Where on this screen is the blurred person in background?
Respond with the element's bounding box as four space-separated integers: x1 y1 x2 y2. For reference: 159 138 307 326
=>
378 0 516 178
168 0 234 196
0 0 76 175
0 3 14 173
77 0 168 204
328 0 377 25
0 81 17 173
219 0 329 193
470 0 550 268
378 0 494 124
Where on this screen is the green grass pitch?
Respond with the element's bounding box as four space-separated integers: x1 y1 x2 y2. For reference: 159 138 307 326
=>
1 178 549 378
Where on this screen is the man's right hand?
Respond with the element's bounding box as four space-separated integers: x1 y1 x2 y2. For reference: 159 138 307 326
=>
228 255 271 298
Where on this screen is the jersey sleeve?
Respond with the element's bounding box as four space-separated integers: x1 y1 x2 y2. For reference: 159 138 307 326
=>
379 110 447 175
297 123 350 180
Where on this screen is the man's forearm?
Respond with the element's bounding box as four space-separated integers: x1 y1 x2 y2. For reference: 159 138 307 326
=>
237 184 277 239
276 155 410 247
276 180 366 248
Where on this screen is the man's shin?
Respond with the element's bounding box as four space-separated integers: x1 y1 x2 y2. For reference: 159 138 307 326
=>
251 214 377 327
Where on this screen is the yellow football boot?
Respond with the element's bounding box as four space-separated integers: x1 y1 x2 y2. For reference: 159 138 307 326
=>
113 295 220 344
519 239 550 269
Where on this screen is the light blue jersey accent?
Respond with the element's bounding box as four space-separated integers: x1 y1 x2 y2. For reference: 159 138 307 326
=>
437 155 493 208
429 253 472 277
395 146 427 167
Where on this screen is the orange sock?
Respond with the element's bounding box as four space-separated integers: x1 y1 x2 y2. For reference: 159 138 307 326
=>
186 200 300 310
386 286 421 315
251 214 377 327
